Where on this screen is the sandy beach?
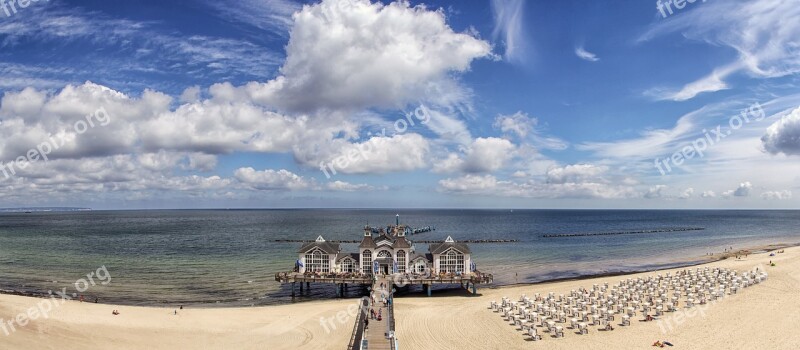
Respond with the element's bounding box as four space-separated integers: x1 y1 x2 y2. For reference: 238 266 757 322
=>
2 245 799 349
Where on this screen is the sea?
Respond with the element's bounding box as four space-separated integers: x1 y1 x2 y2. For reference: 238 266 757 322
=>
0 209 798 307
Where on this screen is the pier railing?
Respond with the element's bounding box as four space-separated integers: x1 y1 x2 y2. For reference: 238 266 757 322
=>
275 271 494 285
347 298 369 350
388 295 397 350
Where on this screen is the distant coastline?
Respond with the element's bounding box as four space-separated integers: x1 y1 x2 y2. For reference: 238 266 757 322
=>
0 207 91 213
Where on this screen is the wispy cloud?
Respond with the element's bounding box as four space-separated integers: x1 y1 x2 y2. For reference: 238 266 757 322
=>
491 0 527 63
639 0 800 101
202 0 300 37
575 46 599 62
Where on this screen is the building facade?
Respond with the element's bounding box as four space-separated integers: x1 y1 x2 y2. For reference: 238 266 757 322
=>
296 226 472 275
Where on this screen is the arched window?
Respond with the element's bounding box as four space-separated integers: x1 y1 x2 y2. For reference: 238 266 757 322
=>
362 250 372 274
414 260 427 274
305 248 330 272
396 250 406 273
377 250 392 259
341 258 355 273
438 249 464 273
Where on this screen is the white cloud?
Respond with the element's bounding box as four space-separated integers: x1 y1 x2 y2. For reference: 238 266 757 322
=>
491 0 526 63
762 106 800 156
701 190 717 198
574 46 599 62
640 0 800 101
433 137 515 173
545 164 607 184
234 167 311 190
647 68 732 101
438 174 638 199
679 187 695 199
644 185 667 199
722 181 752 198
761 190 792 200
493 111 568 150
246 0 493 113
313 133 430 174
326 181 383 192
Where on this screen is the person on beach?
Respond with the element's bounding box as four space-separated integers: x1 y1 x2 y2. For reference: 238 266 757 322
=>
364 318 369 329
94 297 98 303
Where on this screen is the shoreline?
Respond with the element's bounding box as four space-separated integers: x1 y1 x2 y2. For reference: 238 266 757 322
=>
1 242 798 349
1 242 797 309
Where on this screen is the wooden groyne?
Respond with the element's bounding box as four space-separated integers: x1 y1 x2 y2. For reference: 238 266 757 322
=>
542 227 705 238
269 239 518 243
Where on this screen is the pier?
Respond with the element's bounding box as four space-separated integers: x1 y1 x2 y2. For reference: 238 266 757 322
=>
274 272 493 297
277 218 494 349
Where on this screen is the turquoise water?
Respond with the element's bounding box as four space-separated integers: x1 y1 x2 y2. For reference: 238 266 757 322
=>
0 209 798 307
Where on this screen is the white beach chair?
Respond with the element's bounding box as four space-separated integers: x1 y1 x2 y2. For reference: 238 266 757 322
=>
621 315 630 326
528 327 540 341
578 322 588 335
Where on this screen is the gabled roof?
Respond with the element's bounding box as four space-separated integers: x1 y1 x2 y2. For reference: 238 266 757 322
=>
336 252 359 262
393 236 412 249
359 235 377 249
429 236 471 255
298 236 340 254
410 252 432 262
374 234 394 247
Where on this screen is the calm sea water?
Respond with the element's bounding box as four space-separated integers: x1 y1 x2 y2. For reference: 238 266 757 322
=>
0 209 798 307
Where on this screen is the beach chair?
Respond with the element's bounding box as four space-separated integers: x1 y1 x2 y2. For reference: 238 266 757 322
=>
528 327 541 341
570 318 579 329
555 326 564 338
621 315 630 326
490 301 496 310
578 322 588 335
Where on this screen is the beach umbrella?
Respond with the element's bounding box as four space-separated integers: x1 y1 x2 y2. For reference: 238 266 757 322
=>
296 259 304 268
393 260 398 273
373 260 379 274
470 261 477 272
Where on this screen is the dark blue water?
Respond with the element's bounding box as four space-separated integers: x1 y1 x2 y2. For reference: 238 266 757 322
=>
0 209 798 307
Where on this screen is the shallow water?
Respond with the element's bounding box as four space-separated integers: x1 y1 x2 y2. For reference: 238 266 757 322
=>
0 209 797 307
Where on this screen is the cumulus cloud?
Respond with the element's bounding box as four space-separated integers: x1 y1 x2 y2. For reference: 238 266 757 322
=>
247 0 493 113
762 106 800 156
234 167 311 190
722 182 752 198
761 190 792 200
701 190 717 198
433 137 516 173
438 163 641 199
546 164 607 184
679 188 695 199
313 133 430 174
644 185 667 199
438 174 638 199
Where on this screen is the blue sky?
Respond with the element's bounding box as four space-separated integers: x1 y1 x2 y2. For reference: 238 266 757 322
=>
1 0 799 209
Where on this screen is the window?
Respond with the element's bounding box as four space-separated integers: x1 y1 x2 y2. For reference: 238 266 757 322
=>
414 260 427 274
397 250 406 273
305 248 330 272
341 258 355 273
362 250 372 274
377 250 392 259
438 249 464 273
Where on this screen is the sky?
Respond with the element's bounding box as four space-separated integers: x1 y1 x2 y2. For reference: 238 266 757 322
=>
1 0 800 209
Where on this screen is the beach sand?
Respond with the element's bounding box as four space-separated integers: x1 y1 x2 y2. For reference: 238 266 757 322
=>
2 246 799 349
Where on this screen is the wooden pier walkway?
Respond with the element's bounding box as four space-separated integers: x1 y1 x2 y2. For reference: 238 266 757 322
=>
363 276 394 350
